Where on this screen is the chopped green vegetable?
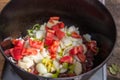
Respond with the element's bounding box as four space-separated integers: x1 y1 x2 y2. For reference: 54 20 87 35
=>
52 70 60 78
66 32 71 36
63 63 68 69
27 24 41 37
68 64 75 73
52 73 58 78
59 50 63 56
33 24 41 30
27 30 33 36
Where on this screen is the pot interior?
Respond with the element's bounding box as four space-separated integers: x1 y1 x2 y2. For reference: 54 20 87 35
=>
0 0 116 80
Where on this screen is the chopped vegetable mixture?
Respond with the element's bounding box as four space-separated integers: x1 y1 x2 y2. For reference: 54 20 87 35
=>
3 17 98 78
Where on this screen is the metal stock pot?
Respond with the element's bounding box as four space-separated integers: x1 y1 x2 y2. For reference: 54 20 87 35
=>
0 0 116 80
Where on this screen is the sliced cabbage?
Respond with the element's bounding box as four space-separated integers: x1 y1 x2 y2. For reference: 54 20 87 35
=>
40 23 46 31
35 30 45 39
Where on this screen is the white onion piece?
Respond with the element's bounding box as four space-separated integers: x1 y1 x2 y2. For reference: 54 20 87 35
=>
56 55 61 60
63 46 73 56
60 42 65 49
41 48 50 58
24 40 30 48
74 55 81 62
28 53 43 63
68 26 77 34
40 23 46 31
60 68 67 73
57 46 62 53
36 63 47 74
36 31 44 39
74 61 82 75
83 34 91 42
53 60 60 70
22 56 32 62
47 20 59 28
62 37 72 47
8 57 16 63
70 37 82 43
82 44 87 54
18 59 34 69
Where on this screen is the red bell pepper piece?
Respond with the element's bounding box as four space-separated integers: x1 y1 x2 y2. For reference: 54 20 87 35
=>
52 22 64 31
45 37 53 46
29 39 44 50
48 40 59 59
49 17 60 24
69 46 78 55
32 68 39 75
71 32 81 38
45 29 55 46
58 22 64 28
45 26 51 31
52 25 60 31
55 29 65 40
87 40 98 54
46 29 55 38
77 53 86 62
77 45 84 54
50 17 60 21
9 47 23 60
50 54 57 59
22 48 37 55
60 56 73 64
69 46 83 55
69 45 86 62
12 39 24 47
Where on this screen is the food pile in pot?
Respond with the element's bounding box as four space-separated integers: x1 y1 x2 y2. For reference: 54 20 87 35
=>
3 17 99 78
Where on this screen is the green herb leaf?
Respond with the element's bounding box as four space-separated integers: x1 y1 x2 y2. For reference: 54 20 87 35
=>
111 64 119 72
27 30 33 36
109 67 117 75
